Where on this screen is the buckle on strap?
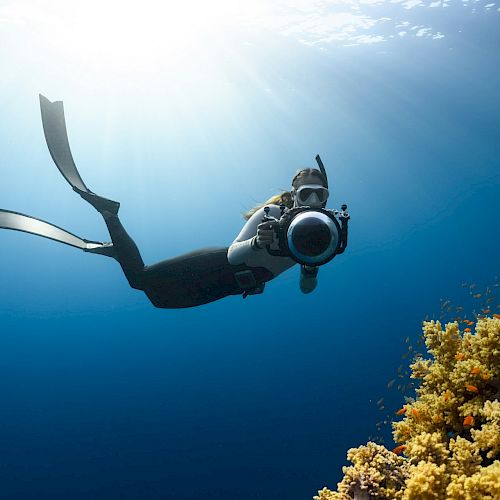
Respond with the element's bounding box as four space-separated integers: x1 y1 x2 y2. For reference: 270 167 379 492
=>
234 270 265 298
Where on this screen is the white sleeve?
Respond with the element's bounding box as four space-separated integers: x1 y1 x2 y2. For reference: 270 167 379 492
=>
227 205 281 266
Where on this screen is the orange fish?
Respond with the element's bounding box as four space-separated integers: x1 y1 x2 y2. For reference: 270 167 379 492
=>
443 391 452 402
472 293 482 299
493 314 500 319
483 309 491 314
463 416 475 426
455 353 465 361
464 328 471 333
467 320 475 325
396 407 407 416
411 408 420 420
392 445 406 454
470 367 481 375
466 384 479 393
434 414 443 423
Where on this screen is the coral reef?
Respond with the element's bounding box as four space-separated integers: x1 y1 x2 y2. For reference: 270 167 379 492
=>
314 317 500 500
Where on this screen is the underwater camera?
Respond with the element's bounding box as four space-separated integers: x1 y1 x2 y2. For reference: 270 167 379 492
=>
261 204 349 266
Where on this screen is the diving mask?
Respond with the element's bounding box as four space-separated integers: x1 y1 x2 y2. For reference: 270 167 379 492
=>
294 184 329 206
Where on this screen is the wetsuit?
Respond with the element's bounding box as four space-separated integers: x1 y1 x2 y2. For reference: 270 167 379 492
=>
97 211 276 308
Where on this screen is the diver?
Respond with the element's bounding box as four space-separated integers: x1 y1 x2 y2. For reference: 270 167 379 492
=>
0 95 350 309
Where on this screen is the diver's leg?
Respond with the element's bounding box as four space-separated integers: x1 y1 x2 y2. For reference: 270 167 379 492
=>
89 209 145 289
101 211 144 272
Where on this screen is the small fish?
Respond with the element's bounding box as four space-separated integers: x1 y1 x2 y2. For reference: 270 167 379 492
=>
392 445 406 454
493 314 500 319
411 408 420 420
397 364 403 373
434 414 443 423
443 391 452 402
469 284 477 290
466 384 479 393
467 320 475 325
463 415 475 426
470 367 481 375
396 407 407 416
464 328 471 333
387 379 395 389
482 309 491 314
377 398 384 406
405 336 410 343
473 293 482 299
402 352 409 359
455 353 465 361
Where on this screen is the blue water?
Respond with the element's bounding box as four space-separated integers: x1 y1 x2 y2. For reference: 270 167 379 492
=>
0 2 499 498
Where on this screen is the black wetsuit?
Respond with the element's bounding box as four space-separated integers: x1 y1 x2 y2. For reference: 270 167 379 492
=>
101 212 273 308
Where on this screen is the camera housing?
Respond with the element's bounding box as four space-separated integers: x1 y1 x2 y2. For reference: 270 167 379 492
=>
263 205 349 267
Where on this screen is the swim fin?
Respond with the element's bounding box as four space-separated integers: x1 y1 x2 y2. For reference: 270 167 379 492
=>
39 94 119 215
0 209 115 256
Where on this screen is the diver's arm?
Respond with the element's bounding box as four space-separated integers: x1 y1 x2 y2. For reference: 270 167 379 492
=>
300 265 318 294
227 205 285 267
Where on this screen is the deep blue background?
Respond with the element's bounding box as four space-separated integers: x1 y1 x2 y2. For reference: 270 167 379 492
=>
0 2 499 499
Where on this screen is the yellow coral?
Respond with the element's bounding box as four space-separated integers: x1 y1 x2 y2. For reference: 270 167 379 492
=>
315 316 500 500
322 442 409 499
404 432 448 464
446 461 500 499
470 400 500 459
313 487 348 500
448 435 482 477
403 461 447 499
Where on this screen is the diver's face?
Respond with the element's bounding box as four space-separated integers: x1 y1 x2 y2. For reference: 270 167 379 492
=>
292 175 329 208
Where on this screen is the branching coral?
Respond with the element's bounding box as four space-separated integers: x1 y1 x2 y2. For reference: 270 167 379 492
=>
315 317 500 500
313 442 409 500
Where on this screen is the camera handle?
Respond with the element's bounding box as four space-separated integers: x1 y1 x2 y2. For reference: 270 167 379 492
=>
262 206 285 256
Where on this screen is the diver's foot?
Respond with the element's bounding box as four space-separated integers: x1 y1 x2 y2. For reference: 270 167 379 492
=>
73 187 120 215
84 242 116 257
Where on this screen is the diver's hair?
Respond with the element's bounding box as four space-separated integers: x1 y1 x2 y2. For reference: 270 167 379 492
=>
242 168 326 220
243 191 293 220
291 168 327 189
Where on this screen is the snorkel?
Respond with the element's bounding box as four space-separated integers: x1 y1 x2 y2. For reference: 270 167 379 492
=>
261 155 349 266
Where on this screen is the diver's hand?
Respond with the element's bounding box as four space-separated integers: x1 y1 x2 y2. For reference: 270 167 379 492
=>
254 221 278 249
300 265 318 294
